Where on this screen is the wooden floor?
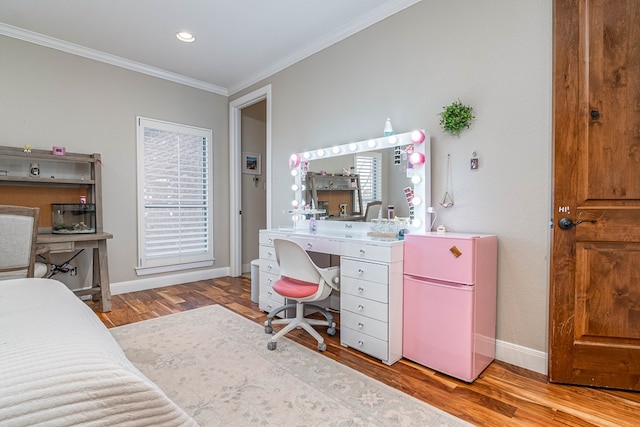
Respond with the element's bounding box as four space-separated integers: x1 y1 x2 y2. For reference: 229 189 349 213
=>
89 276 640 426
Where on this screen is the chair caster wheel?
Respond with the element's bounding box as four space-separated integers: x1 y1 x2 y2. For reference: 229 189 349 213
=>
265 325 273 334
267 341 277 350
327 326 336 336
317 342 327 352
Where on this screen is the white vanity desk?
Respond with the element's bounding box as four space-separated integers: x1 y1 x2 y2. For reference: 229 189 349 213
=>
259 220 404 365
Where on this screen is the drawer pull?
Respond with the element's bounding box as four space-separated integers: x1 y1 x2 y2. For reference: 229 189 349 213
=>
268 238 273 243
358 322 364 329
267 251 273 257
267 278 272 284
359 249 365 255
307 243 313 249
267 265 272 270
358 287 364 293
358 304 364 311
267 291 272 297
358 268 364 275
358 340 364 347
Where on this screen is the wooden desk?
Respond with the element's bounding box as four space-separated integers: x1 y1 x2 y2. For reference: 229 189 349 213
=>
37 232 113 312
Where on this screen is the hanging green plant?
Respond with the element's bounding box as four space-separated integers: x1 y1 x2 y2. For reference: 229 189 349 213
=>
439 100 475 136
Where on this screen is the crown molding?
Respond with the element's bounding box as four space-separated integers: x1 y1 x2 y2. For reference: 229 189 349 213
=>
229 0 421 94
1 0 420 97
0 23 228 96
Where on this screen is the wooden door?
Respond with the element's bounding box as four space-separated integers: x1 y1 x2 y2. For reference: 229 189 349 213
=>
550 0 640 390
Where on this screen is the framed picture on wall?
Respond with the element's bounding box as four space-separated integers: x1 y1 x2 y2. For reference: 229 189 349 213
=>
242 152 261 175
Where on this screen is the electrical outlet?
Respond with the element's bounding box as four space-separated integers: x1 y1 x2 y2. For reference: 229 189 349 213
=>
70 266 77 276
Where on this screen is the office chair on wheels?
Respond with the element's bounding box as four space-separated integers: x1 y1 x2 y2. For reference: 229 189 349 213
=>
0 205 50 280
264 239 340 352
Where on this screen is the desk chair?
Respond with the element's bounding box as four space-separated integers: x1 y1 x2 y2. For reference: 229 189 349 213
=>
264 239 340 352
0 205 50 280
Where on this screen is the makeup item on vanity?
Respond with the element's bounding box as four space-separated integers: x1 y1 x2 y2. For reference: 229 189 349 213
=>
387 205 395 220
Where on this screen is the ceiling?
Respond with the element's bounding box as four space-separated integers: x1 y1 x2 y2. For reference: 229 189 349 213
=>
0 0 420 96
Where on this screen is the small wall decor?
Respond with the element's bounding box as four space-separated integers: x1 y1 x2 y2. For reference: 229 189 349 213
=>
52 146 66 156
439 99 475 136
242 152 261 175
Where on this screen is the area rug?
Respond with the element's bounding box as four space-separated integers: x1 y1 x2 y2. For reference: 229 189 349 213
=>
111 305 470 426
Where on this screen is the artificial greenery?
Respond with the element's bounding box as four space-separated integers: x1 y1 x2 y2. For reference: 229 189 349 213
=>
439 100 475 136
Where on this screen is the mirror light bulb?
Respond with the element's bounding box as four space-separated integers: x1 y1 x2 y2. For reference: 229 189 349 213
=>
388 135 398 145
291 200 299 207
410 130 426 144
292 215 299 221
367 139 377 148
303 152 311 159
291 184 299 191
411 175 422 184
409 152 426 166
412 197 422 206
332 146 340 154
411 218 422 228
301 184 306 191
291 169 298 176
348 143 358 151
289 153 300 168
316 149 325 157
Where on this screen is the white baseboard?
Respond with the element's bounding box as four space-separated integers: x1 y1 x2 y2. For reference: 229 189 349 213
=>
110 266 230 295
495 339 548 375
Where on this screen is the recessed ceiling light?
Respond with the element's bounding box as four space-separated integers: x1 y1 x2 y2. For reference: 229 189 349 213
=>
176 31 195 43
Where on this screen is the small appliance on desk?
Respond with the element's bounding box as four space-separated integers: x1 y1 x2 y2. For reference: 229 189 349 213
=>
51 203 96 234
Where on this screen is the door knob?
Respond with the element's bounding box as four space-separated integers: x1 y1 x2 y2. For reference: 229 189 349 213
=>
558 217 596 230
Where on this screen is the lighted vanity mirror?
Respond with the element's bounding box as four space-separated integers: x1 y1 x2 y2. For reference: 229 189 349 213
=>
288 130 431 233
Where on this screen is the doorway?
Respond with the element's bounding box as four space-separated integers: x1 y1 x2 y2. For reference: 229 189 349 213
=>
229 85 272 277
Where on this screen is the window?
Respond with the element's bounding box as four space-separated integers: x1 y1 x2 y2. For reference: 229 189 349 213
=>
136 117 213 275
355 153 382 208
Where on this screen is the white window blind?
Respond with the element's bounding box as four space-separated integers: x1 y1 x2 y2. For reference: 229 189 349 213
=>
355 153 382 208
136 117 213 275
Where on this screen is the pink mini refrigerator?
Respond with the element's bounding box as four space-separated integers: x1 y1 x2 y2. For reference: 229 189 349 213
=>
402 232 497 382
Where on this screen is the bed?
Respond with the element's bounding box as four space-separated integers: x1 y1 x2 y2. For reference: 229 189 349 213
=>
0 278 198 427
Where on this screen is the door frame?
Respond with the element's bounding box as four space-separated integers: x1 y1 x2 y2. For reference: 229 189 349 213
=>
229 85 272 277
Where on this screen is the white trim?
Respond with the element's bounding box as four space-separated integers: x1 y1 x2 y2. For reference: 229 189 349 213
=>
227 0 422 94
495 339 548 375
0 0 420 96
111 266 229 295
229 85 272 277
135 260 214 276
0 23 227 95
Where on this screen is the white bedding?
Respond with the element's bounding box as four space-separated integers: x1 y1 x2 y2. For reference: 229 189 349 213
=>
0 278 198 427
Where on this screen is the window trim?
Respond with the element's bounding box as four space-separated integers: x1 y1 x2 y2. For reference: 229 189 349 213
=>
135 116 214 276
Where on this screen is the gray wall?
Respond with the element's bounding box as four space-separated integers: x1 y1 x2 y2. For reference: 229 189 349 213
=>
1 0 553 371
0 36 230 285
234 0 553 362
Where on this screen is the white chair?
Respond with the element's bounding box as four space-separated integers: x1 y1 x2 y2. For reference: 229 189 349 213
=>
0 205 49 280
264 239 340 352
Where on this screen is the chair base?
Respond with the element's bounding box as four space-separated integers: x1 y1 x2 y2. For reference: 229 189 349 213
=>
265 302 336 352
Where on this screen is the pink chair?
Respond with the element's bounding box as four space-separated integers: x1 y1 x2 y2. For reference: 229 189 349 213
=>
264 239 340 352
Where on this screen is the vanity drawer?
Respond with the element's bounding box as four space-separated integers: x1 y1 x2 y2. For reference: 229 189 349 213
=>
259 270 279 288
341 242 397 263
259 283 285 304
341 258 388 285
341 327 388 362
259 245 278 262
259 258 280 275
288 237 340 255
259 231 278 246
341 310 388 341
340 276 388 304
341 294 388 323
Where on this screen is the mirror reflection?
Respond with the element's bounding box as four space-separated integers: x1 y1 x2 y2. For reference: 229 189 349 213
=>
288 130 430 232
